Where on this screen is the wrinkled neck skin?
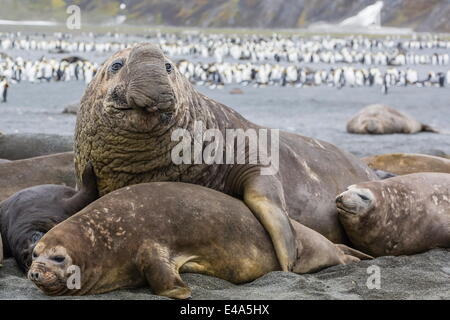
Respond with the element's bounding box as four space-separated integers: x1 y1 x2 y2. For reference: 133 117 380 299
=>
76 67 255 196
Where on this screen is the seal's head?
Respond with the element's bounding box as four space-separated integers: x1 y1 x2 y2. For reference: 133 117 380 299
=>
28 241 74 295
84 43 187 133
0 163 97 272
335 185 376 219
361 119 383 134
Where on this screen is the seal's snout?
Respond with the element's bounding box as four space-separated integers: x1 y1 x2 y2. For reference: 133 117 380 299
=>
336 188 374 216
28 270 42 282
365 120 381 134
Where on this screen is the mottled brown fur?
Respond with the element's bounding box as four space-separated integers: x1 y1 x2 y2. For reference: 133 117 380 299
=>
363 153 450 175
29 182 369 299
337 173 450 256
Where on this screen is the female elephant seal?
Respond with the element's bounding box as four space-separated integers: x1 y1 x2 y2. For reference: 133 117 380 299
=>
28 182 370 299
74 43 377 270
0 164 98 271
362 153 450 175
0 152 76 202
347 104 437 134
0 133 73 160
336 173 450 257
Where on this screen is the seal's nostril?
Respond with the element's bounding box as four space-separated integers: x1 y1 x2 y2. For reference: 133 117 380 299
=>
30 271 40 281
336 195 343 203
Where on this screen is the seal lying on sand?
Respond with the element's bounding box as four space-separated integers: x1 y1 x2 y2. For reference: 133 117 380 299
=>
62 103 80 115
0 133 73 160
0 164 97 272
0 152 76 202
28 182 370 299
347 104 437 134
336 173 450 257
363 153 450 175
74 43 377 270
0 159 10 164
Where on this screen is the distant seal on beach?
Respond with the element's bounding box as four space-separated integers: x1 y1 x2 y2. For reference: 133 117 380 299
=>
0 133 73 160
363 153 450 175
28 182 370 298
347 104 437 134
0 163 97 272
62 103 80 115
336 173 450 257
0 159 10 164
0 152 76 202
74 43 377 270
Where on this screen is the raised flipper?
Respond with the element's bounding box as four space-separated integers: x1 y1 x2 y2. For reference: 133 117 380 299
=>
243 175 298 271
136 241 191 299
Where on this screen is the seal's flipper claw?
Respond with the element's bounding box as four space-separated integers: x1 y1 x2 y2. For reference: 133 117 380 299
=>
159 286 192 300
336 244 374 260
243 175 297 272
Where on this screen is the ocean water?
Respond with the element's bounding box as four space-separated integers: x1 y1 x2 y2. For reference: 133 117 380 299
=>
1 81 449 157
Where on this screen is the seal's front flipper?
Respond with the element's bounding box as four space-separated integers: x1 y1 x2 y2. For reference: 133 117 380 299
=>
136 242 192 299
243 175 297 272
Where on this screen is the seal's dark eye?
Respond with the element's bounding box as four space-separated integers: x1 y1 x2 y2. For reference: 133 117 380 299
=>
51 256 66 263
358 194 370 201
31 231 44 244
165 63 172 74
110 60 124 73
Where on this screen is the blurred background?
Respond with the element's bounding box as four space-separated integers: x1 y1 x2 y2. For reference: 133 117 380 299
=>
0 0 449 157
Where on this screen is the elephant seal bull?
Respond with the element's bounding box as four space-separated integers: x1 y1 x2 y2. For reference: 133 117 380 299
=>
347 104 437 134
0 133 73 160
74 43 377 271
362 153 450 175
336 173 450 257
28 182 370 299
0 163 98 272
0 152 76 203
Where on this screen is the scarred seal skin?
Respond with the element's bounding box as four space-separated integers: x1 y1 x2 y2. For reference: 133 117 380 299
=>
336 173 450 257
0 163 98 272
362 153 450 175
347 104 437 134
0 152 75 203
28 182 370 299
74 43 377 271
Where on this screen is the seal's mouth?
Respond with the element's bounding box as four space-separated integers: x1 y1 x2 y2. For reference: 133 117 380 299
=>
336 205 358 216
111 105 133 111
